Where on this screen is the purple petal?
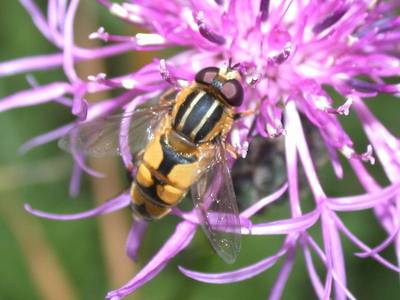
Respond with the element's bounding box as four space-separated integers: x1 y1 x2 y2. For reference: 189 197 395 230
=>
25 75 72 107
257 100 284 138
195 14 226 45
106 221 196 299
306 234 327 263
324 141 344 179
240 182 288 218
327 182 400 211
126 219 148 261
25 192 131 220
19 124 74 154
302 240 324 298
285 100 325 200
179 235 296 284
312 7 347 34
349 159 397 234
306 235 357 300
20 0 56 43
0 44 153 78
284 110 301 215
268 245 296 300
71 149 105 178
354 98 400 183
0 83 72 113
320 209 347 300
355 225 400 258
323 270 333 300
331 271 357 300
47 0 65 34
68 161 82 197
0 53 64 77
259 0 270 21
63 0 79 82
247 209 320 235
333 214 400 272
170 208 199 223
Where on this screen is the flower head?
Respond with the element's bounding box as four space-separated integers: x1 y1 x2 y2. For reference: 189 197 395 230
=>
2 0 400 299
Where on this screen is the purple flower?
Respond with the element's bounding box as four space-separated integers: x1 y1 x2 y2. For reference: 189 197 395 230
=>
2 0 400 299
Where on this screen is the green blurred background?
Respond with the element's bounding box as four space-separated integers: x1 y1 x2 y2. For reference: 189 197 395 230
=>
0 1 399 299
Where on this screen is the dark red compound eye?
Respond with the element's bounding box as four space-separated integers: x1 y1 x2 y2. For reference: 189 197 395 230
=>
220 79 244 107
195 67 219 85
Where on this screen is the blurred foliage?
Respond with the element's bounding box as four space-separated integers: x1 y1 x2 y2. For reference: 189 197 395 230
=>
0 1 399 300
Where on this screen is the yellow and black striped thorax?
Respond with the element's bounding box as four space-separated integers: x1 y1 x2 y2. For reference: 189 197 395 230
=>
171 88 232 144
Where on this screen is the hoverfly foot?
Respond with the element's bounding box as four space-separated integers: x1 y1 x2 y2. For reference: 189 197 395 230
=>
226 144 239 159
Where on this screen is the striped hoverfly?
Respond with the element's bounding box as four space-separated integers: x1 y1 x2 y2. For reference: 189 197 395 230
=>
60 64 246 263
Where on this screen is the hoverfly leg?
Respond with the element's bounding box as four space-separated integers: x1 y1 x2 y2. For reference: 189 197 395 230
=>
225 143 239 159
126 170 134 182
126 162 136 182
126 148 146 182
233 106 259 120
134 149 145 162
160 89 179 106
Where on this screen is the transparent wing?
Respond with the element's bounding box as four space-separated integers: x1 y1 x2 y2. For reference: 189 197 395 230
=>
191 141 241 264
58 105 170 158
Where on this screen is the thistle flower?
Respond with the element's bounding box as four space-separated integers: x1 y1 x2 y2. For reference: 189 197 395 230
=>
2 0 400 299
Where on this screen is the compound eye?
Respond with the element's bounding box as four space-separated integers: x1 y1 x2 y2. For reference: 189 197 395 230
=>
221 79 244 107
195 67 219 85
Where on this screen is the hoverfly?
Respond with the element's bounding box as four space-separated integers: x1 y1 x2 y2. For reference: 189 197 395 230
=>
59 64 245 263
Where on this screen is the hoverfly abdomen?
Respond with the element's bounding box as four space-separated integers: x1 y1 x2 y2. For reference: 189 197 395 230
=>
130 183 170 221
131 131 200 220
